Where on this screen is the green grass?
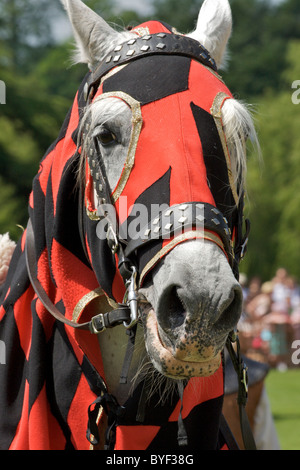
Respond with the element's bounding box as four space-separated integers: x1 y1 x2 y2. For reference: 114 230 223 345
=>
265 369 300 450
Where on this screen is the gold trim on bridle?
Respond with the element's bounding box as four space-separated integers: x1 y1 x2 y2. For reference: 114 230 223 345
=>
139 229 227 286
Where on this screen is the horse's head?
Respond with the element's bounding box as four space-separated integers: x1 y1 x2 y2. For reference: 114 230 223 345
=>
62 0 257 380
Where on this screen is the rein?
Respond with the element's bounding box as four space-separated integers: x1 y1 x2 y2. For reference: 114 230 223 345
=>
25 31 255 450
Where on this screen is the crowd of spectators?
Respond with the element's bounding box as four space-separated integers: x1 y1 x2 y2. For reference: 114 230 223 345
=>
238 268 300 370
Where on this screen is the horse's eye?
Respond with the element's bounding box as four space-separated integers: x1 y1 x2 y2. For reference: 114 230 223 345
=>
97 128 116 146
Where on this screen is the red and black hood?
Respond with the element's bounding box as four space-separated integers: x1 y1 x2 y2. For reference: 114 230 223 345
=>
82 20 242 301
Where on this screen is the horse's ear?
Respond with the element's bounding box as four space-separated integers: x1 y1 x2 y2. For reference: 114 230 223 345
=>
187 0 232 69
61 0 129 68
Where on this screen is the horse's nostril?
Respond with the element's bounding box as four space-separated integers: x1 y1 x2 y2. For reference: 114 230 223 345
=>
216 285 243 327
164 286 187 329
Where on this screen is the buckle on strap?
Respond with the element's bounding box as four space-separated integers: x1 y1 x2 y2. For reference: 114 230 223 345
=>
89 306 132 334
90 313 107 334
123 266 139 329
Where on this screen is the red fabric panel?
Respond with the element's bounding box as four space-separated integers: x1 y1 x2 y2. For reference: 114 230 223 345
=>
67 374 97 450
14 288 34 360
133 21 173 35
9 382 65 450
115 425 160 450
168 362 223 422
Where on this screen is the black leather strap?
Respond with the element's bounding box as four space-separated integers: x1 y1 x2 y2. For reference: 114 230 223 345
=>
226 337 257 450
124 202 234 266
85 33 217 100
25 218 131 333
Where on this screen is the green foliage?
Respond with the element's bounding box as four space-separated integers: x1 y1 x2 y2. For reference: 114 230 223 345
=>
152 0 202 33
0 175 25 240
266 369 300 450
243 41 300 280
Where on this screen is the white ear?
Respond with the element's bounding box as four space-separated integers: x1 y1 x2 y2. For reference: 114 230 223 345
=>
61 0 133 68
187 0 232 69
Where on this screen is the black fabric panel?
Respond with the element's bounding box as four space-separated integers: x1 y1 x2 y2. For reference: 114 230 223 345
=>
103 55 191 105
147 396 224 451
30 173 48 268
191 102 236 226
53 156 89 268
28 301 48 414
119 376 178 427
45 318 82 450
0 308 27 449
121 168 171 277
85 216 116 300
72 73 90 146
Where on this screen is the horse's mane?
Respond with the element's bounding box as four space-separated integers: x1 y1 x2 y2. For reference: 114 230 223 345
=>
221 98 259 197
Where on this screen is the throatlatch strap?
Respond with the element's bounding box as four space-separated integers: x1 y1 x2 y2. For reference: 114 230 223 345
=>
226 338 257 450
177 381 188 447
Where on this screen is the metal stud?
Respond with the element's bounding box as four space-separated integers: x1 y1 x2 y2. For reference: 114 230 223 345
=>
156 43 166 50
95 172 100 180
92 159 96 168
113 55 121 62
141 45 150 52
98 183 103 192
165 209 173 217
164 223 173 231
212 218 220 226
196 214 205 222
178 216 187 224
126 49 135 57
127 39 136 45
154 226 160 234
144 229 151 238
211 208 219 215
114 45 122 52
141 35 152 41
105 55 112 63
157 33 166 38
179 204 188 211
153 217 160 225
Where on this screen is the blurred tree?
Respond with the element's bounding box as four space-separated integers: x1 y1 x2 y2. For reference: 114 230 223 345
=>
152 0 201 33
0 0 59 72
242 41 300 280
0 0 115 238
